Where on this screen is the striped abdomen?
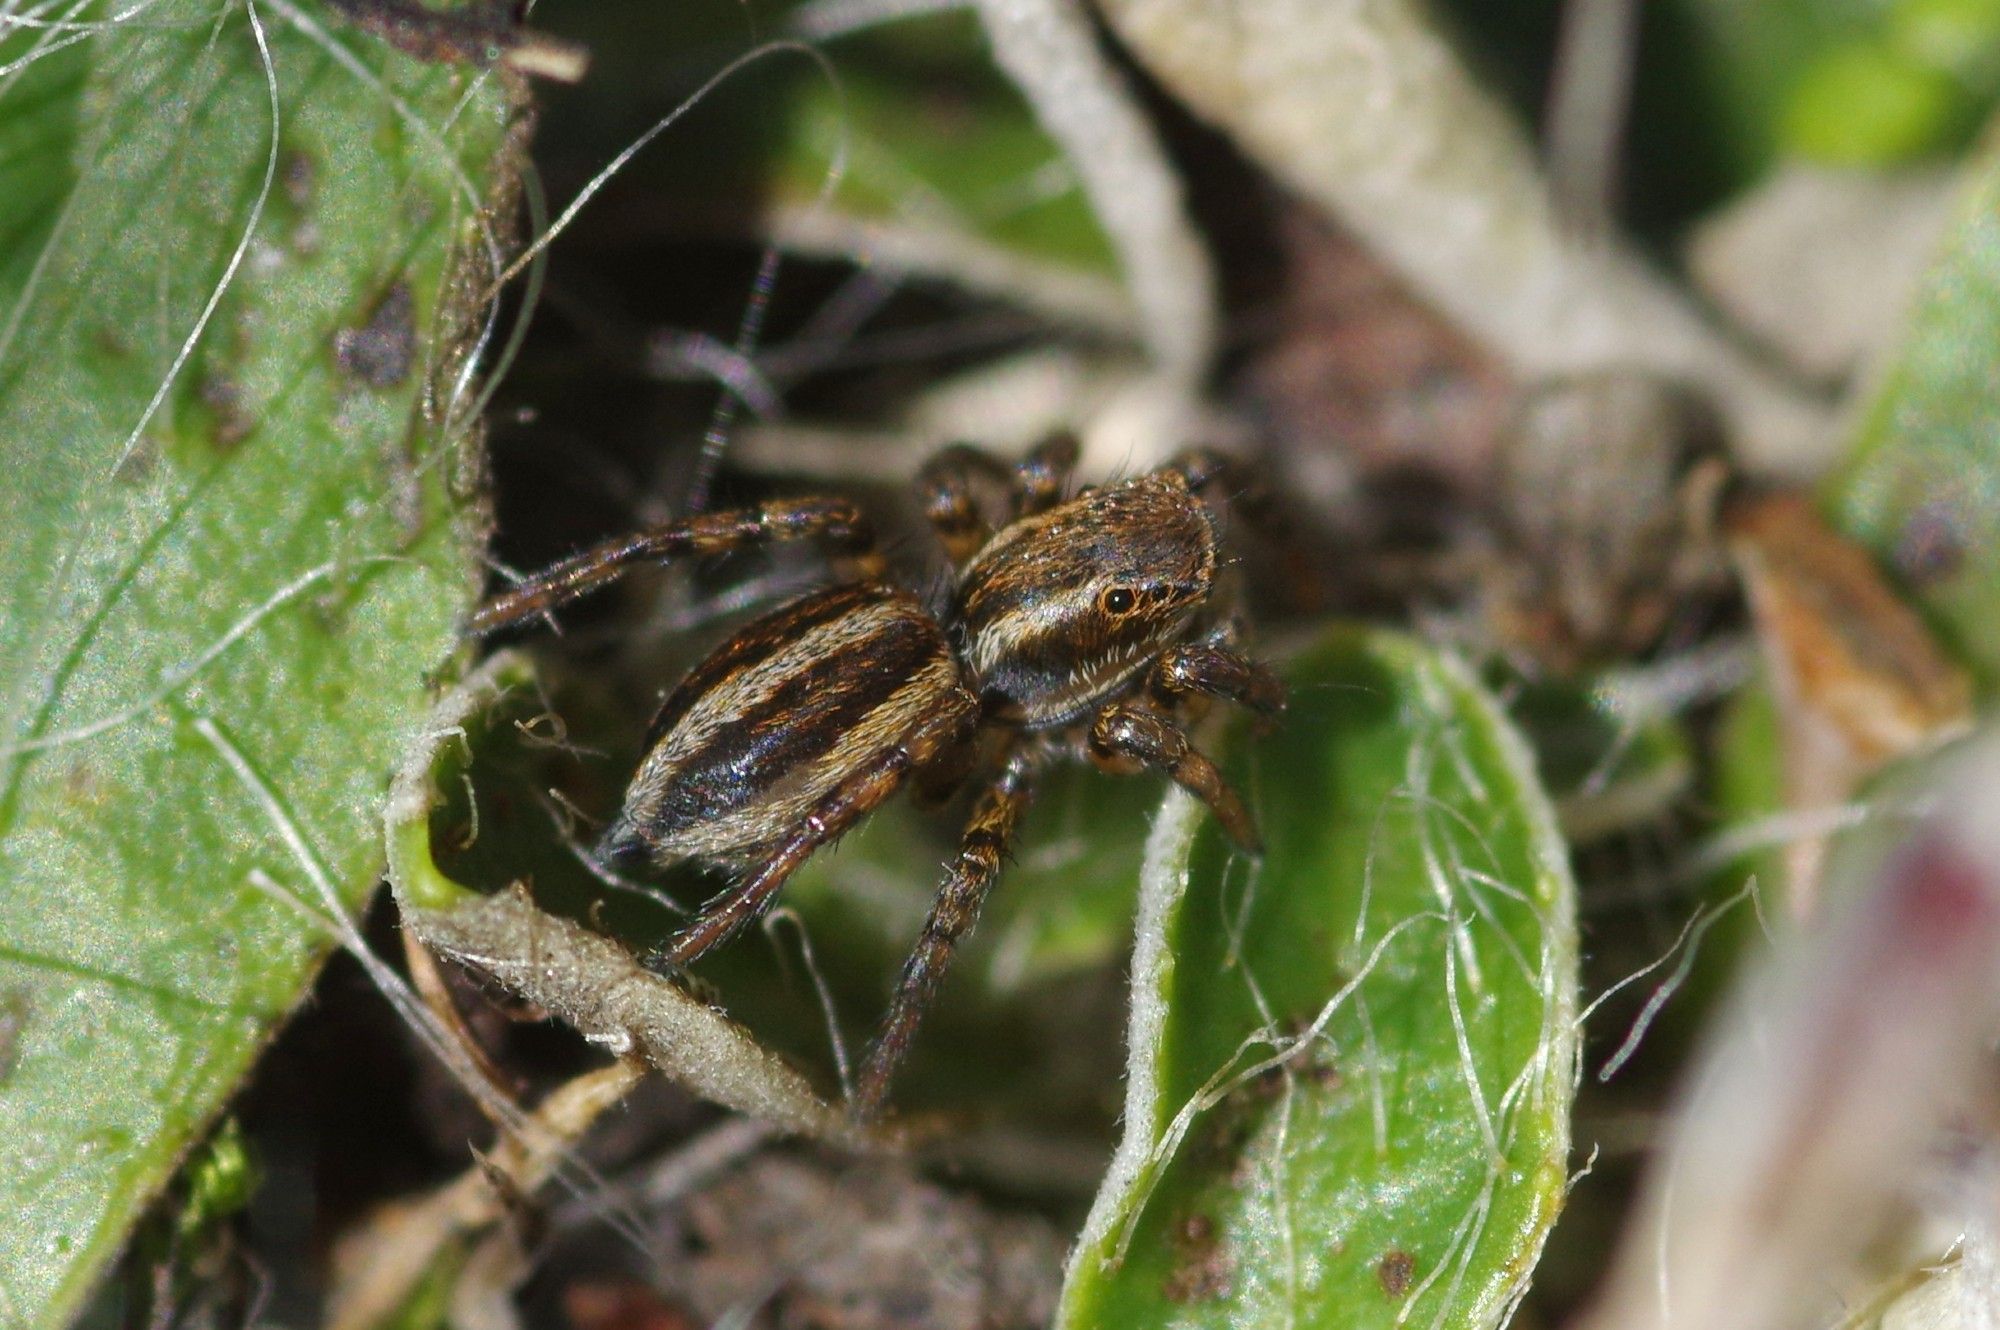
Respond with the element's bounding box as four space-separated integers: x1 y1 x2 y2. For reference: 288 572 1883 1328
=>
601 582 973 867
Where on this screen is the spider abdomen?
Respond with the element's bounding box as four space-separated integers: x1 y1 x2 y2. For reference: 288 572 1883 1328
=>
601 581 974 867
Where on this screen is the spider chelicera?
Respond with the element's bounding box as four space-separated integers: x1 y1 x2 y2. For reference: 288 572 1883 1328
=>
470 436 1284 1117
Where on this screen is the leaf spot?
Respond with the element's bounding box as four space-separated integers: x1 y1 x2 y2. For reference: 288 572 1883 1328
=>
335 281 416 389
199 373 256 452
1161 1211 1232 1303
0 989 31 1082
1376 1248 1415 1298
1891 496 1967 587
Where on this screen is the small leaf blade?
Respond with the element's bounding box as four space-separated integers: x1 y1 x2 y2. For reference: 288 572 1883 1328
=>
1059 626 1579 1329
1830 122 2000 686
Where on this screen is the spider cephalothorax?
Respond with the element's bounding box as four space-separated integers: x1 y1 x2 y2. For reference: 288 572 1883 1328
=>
471 438 1283 1116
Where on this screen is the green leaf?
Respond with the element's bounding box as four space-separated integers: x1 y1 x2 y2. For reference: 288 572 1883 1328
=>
1712 678 1786 890
1673 674 1786 1025
173 1118 259 1244
1059 627 1578 1328
1503 675 1695 845
1829 122 2000 688
1664 0 1879 181
0 2 515 1319
762 764 1153 1115
1892 0 2000 86
541 2 1119 292
774 30 1120 277
1662 0 2000 185
781 765 1154 995
1781 39 1977 164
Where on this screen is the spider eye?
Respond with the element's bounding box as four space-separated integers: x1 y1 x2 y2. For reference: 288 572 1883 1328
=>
1102 586 1137 614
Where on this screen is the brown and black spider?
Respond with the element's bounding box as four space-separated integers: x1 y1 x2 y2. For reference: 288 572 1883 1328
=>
469 437 1284 1118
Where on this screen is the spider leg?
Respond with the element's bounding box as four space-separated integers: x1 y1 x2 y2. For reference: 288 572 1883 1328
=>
918 433 1083 567
1164 445 1271 516
853 747 1040 1118
1007 431 1080 518
1165 445 1291 557
468 497 875 636
1166 445 1326 612
1088 704 1261 853
919 444 1009 566
1146 642 1286 719
644 737 917 969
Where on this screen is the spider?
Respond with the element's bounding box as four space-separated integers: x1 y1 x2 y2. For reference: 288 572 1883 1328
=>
469 437 1284 1118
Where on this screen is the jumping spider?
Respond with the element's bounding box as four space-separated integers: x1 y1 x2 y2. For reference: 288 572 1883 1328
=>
470 437 1284 1117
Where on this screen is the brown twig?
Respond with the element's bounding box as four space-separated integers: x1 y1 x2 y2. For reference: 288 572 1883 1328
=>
399 927 519 1123
325 1060 645 1330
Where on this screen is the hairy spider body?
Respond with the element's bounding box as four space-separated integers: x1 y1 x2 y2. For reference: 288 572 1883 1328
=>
472 440 1282 1117
603 581 974 868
